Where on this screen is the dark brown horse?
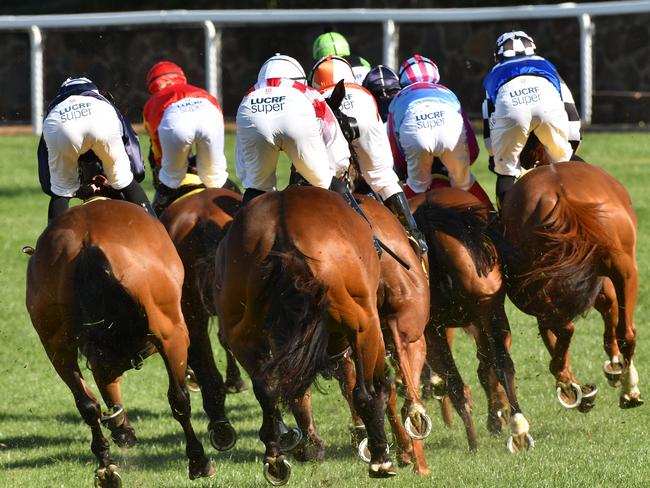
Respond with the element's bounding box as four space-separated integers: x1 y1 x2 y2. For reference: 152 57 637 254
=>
25 200 214 486
501 161 643 411
411 187 533 452
213 185 396 483
160 187 247 452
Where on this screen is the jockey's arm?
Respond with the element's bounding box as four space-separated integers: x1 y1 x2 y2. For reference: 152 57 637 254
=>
462 108 480 164
559 78 582 155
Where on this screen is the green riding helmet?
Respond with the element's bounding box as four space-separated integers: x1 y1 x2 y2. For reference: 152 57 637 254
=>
313 32 351 60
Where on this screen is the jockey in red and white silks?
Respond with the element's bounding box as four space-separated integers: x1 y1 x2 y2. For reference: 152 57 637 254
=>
236 55 350 196
310 55 402 201
388 55 492 207
143 61 228 190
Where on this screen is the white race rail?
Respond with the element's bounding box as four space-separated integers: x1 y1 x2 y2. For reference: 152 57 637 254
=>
2 0 650 133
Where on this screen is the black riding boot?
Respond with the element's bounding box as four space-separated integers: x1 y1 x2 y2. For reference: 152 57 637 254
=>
496 174 516 210
384 192 428 255
242 188 266 205
120 179 155 217
48 196 70 224
151 183 177 217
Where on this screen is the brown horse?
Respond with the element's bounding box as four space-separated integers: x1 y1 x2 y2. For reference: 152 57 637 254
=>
25 200 214 486
501 161 643 411
213 185 396 483
411 187 533 452
160 187 247 452
333 193 431 475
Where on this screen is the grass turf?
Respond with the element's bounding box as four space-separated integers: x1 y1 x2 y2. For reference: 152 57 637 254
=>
1 132 649 487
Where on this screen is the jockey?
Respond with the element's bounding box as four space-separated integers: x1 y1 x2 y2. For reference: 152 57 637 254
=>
482 30 582 205
143 61 229 215
310 55 428 254
38 77 154 223
235 53 350 204
388 55 493 208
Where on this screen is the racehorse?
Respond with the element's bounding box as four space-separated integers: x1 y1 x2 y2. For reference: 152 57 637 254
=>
213 185 396 483
160 186 246 453
500 161 643 411
25 199 214 486
333 193 432 475
411 187 533 452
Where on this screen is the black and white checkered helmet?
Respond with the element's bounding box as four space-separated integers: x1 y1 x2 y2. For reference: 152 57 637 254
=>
494 31 536 63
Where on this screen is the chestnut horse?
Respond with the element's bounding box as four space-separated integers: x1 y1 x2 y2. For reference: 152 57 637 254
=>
213 185 396 483
160 187 247 452
501 161 643 411
334 193 431 475
25 200 214 486
411 187 533 452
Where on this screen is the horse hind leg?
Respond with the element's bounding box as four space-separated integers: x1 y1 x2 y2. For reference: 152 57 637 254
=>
287 388 325 462
594 279 625 387
149 312 214 480
46 344 119 486
92 370 136 449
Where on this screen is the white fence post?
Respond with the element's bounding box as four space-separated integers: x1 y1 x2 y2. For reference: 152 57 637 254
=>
579 13 594 125
203 20 221 103
29 25 43 135
382 19 399 70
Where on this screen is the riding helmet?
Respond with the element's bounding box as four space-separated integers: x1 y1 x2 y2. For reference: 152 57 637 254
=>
146 61 187 94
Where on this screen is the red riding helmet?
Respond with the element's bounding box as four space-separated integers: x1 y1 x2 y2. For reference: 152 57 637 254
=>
146 61 187 94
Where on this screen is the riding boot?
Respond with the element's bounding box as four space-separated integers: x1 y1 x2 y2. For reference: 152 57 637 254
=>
496 175 516 210
467 180 495 211
120 179 156 217
242 188 266 205
383 192 428 255
329 176 383 256
48 196 70 223
151 183 176 216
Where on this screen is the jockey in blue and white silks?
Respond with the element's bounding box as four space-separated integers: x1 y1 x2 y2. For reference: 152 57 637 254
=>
38 77 153 222
388 55 492 208
482 31 582 204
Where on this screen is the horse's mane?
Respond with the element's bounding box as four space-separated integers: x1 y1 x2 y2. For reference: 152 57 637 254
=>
414 201 500 278
508 187 611 320
258 192 331 406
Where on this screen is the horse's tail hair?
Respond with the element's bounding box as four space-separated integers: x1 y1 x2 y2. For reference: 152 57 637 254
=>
74 243 144 343
515 188 610 318
194 219 229 316
259 204 330 406
414 201 498 277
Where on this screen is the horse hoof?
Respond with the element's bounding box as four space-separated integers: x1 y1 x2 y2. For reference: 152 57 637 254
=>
369 460 397 478
111 426 136 448
577 384 598 413
620 395 645 409
506 433 534 453
225 377 248 394
279 427 303 453
209 421 237 451
556 382 582 409
292 437 325 462
94 464 122 488
188 457 216 480
358 438 390 464
185 369 201 393
603 358 624 387
263 457 292 486
404 412 432 440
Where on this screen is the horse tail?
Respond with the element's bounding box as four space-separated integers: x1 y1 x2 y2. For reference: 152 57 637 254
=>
259 195 330 406
515 189 609 318
194 219 229 316
414 201 498 277
74 243 145 344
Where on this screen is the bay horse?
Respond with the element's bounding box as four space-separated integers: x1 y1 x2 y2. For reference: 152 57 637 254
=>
411 187 533 452
500 161 643 411
213 185 396 483
333 193 432 475
25 199 214 486
160 186 247 453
